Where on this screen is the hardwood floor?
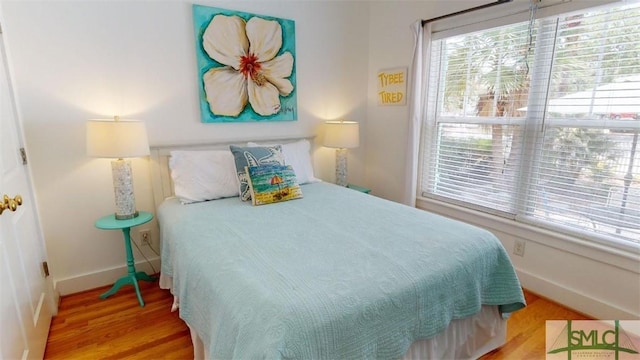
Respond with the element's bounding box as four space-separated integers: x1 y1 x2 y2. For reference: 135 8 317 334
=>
480 290 591 359
44 279 193 359
45 281 590 359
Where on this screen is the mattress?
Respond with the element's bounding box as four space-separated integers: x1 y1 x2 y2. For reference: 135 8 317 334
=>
158 182 525 359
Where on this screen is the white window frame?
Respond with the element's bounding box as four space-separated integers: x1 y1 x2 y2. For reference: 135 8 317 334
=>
417 3 640 255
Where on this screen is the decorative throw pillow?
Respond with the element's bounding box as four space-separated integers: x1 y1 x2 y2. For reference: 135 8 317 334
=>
229 145 285 201
247 139 320 185
246 164 303 206
169 150 239 204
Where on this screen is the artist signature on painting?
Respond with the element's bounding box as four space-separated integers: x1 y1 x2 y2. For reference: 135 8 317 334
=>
278 106 295 114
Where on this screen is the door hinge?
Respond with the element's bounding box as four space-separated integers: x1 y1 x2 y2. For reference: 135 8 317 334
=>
19 148 27 165
42 261 50 277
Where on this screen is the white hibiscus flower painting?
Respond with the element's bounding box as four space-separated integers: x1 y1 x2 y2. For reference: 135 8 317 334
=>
193 5 297 123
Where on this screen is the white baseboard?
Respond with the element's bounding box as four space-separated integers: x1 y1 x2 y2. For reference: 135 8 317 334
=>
54 257 161 296
517 268 639 320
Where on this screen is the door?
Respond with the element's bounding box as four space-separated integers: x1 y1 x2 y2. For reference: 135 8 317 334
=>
0 28 54 360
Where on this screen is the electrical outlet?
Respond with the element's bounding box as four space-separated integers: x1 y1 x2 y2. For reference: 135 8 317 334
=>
513 239 526 257
138 229 152 247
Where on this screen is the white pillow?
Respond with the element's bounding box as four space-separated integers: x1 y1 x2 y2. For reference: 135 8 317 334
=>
169 150 239 204
247 139 320 185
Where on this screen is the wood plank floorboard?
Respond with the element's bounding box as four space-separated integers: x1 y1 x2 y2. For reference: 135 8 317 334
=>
45 282 591 359
480 290 592 360
44 279 193 360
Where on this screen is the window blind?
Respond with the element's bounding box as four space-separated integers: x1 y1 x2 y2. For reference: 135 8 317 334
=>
421 2 640 249
523 4 640 246
423 20 533 216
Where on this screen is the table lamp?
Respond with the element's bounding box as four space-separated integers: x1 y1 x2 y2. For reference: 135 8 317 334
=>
86 116 150 219
323 120 359 187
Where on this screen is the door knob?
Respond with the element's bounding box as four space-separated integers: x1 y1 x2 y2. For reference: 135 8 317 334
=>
0 195 22 215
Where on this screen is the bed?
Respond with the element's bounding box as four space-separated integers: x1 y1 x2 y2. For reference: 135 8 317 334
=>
149 137 526 359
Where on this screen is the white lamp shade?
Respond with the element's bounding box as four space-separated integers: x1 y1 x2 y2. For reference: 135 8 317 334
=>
86 119 150 158
323 121 360 149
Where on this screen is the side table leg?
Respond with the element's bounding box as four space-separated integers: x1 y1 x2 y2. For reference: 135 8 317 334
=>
99 226 148 307
135 271 157 282
99 276 133 299
121 227 148 307
101 275 145 307
131 275 145 307
122 227 137 277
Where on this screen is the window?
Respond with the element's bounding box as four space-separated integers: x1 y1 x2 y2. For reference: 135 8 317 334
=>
421 3 640 249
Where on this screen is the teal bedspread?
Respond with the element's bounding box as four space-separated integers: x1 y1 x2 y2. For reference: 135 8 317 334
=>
158 182 525 359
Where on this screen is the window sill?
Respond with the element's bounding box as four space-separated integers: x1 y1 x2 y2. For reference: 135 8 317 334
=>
416 196 640 273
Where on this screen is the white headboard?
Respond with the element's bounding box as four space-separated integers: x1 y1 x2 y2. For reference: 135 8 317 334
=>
148 136 315 209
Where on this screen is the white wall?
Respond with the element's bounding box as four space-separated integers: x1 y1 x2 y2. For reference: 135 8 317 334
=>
367 0 639 319
2 0 369 294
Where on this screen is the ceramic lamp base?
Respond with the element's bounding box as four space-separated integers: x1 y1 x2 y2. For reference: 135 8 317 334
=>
111 159 138 220
335 148 348 187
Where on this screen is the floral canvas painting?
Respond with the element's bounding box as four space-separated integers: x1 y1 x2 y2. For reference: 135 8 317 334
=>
192 5 297 123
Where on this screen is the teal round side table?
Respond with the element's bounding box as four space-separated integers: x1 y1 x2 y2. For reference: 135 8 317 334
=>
95 211 156 307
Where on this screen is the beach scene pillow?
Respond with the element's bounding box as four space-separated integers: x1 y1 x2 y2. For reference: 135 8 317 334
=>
246 164 303 205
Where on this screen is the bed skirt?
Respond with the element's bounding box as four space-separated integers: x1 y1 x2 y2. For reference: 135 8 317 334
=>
160 274 506 360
